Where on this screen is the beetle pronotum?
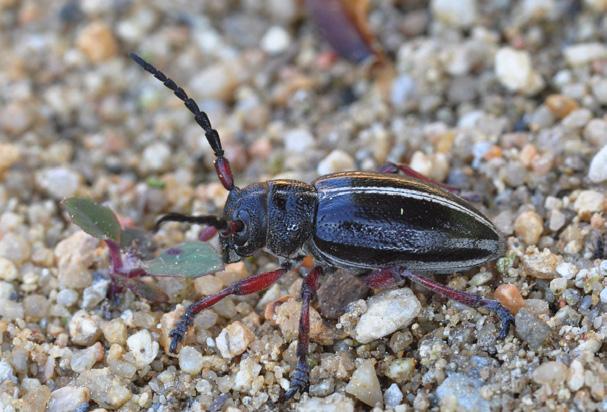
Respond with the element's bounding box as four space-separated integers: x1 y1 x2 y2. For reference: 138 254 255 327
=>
130 52 514 402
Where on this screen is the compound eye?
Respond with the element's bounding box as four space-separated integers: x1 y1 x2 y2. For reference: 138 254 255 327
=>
233 211 250 246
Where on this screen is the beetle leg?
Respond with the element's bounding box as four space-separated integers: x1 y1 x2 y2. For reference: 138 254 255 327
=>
362 268 402 289
281 266 323 402
169 264 291 353
394 268 514 339
378 162 481 203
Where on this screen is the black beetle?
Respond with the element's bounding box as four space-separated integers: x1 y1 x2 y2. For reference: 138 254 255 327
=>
130 53 513 402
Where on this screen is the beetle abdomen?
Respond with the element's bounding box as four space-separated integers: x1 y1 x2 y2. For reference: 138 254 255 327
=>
310 172 504 273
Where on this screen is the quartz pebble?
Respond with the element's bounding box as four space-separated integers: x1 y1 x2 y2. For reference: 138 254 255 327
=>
564 43 607 66
216 321 255 359
495 48 544 95
71 342 104 372
384 383 403 408
272 298 324 342
233 357 262 392
47 386 90 412
76 368 131 408
55 231 98 289
179 346 204 375
260 26 290 54
127 330 159 367
431 0 478 28
284 128 315 153
532 361 568 386
514 210 543 244
354 288 421 344
588 145 607 183
0 257 18 281
573 190 604 216
0 232 31 265
0 144 20 175
494 284 525 314
101 318 127 345
345 359 383 408
515 308 551 349
69 310 101 346
77 22 118 62
317 150 355 175
141 142 171 173
436 373 490 412
522 248 560 279
297 393 355 412
385 358 416 383
36 167 81 199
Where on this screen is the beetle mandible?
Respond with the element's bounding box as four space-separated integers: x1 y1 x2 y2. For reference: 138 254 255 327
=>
130 53 514 402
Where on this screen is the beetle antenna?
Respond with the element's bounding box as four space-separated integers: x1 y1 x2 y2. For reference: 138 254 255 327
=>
130 52 236 191
155 213 228 232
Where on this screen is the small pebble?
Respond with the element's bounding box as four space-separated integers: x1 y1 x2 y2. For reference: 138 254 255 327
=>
0 232 31 265
573 190 604 216
532 361 568 386
345 359 383 408
69 310 101 346
515 308 551 349
127 330 159 367
179 346 204 375
583 119 607 147
189 62 240 101
36 167 80 200
215 321 255 359
564 43 607 66
436 373 489 412
284 128 315 153
55 231 98 289
567 359 585 391
82 277 110 309
77 22 118 62
354 288 421 344
514 210 543 245
101 318 128 345
47 386 90 412
522 248 560 279
317 150 355 175
71 342 104 372
495 47 544 95
494 284 525 314
384 358 416 383
57 289 79 307
233 357 262 392
545 95 578 119
141 142 171 173
0 143 20 175
76 368 131 408
556 262 577 279
549 277 567 294
0 257 18 281
297 393 355 412
384 383 403 408
260 26 290 54
431 0 478 28
24 294 50 320
588 145 607 183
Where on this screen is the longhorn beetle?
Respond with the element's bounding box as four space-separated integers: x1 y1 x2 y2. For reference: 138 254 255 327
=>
130 53 514 402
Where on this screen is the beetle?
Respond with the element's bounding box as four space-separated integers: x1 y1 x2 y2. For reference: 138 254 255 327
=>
130 53 514 402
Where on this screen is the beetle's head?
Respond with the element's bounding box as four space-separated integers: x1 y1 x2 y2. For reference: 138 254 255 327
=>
220 183 268 263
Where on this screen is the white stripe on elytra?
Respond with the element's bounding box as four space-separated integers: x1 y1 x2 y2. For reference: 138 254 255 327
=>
318 185 496 231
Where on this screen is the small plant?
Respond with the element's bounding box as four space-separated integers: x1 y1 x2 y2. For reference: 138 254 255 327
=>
62 197 224 302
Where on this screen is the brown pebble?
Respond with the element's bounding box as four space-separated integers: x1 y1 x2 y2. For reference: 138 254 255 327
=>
545 95 579 119
494 284 525 314
514 210 543 245
317 270 369 319
77 22 118 62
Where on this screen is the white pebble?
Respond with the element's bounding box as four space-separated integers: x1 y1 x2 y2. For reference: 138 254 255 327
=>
57 288 79 307
69 310 101 346
384 383 404 407
573 190 604 215
178 346 204 375
588 145 607 183
127 329 159 367
284 128 315 153
345 359 383 408
567 359 585 391
317 150 355 175
233 357 262 392
600 287 607 304
71 342 103 372
47 386 90 412
532 361 568 385
261 26 290 55
431 0 478 28
36 167 81 200
354 288 421 344
215 321 255 359
0 257 18 281
141 142 171 173
495 47 544 95
564 43 607 66
0 359 16 384
556 262 577 279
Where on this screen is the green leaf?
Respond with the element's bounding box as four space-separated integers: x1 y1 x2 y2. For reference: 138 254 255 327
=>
144 241 224 278
63 197 121 242
124 278 169 303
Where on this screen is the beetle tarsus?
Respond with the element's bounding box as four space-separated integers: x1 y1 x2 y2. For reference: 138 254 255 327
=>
154 212 228 232
481 299 515 339
280 267 322 402
169 312 193 353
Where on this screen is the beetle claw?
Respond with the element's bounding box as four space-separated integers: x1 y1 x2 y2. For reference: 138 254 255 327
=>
483 300 514 340
280 364 310 402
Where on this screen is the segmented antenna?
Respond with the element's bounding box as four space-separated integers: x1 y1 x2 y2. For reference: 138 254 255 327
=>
154 213 228 232
130 52 236 191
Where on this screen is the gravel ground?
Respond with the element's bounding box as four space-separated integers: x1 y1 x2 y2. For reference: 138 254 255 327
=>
1 0 607 411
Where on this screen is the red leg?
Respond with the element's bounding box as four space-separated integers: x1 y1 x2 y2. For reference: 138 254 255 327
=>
170 265 289 352
362 268 402 289
378 267 514 339
281 266 323 402
379 162 481 203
